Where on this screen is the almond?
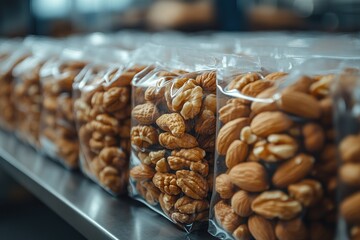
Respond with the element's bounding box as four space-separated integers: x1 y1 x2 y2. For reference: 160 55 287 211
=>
340 134 360 163
250 111 293 137
248 215 276 240
215 174 234 199
288 179 323 207
251 87 277 115
340 192 360 223
276 91 321 119
229 162 269 192
275 218 308 240
302 123 325 152
214 200 243 233
241 80 274 98
216 118 249 155
231 190 256 217
251 191 302 220
340 163 360 186
272 154 314 188
264 72 288 81
282 76 314 93
233 224 251 240
225 140 248 169
219 101 250 123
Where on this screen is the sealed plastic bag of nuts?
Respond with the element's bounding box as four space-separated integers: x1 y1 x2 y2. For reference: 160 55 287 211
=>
39 47 88 169
129 45 219 231
209 57 344 240
73 47 145 195
12 37 63 148
0 42 30 131
333 67 360 240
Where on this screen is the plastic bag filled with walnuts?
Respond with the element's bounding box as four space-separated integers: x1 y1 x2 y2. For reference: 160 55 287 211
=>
12 37 63 149
209 57 349 240
129 45 219 231
39 47 88 169
73 47 145 195
333 67 360 240
0 41 30 131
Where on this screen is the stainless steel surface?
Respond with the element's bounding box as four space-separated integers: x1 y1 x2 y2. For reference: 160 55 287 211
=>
0 131 213 240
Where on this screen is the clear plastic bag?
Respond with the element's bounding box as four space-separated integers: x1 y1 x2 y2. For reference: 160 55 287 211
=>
73 47 144 195
39 47 88 169
209 57 345 240
12 37 63 148
334 67 360 240
0 42 30 131
128 45 220 232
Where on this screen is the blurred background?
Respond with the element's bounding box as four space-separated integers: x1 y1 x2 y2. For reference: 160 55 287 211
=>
1 0 360 37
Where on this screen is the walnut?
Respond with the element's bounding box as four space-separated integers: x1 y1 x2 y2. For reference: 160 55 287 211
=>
166 78 203 120
203 93 216 113
130 125 158 149
99 147 127 170
112 104 131 120
89 133 117 154
144 86 165 102
159 193 178 214
132 102 160 125
118 119 131 138
167 148 208 176
152 172 181 195
155 158 170 173
130 164 155 181
195 109 216 135
195 71 216 93
90 114 119 135
214 200 243 233
140 150 166 166
91 87 129 113
58 95 74 122
228 72 261 91
176 170 208 200
158 132 198 149
156 113 186 137
136 181 160 205
99 166 126 194
174 196 209 215
197 134 215 152
74 100 91 124
56 138 78 168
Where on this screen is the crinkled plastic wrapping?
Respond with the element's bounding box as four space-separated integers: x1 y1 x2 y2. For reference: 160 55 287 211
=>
0 43 30 131
12 37 63 149
128 45 220 232
333 66 360 240
209 57 350 240
39 47 88 169
73 47 144 195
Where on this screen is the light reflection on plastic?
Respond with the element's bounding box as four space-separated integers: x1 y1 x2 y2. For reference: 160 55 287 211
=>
31 0 71 18
75 0 131 13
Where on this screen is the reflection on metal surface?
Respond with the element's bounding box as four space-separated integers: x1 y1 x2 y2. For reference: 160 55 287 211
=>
0 131 213 240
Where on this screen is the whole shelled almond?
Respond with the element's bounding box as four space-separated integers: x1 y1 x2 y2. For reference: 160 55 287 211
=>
215 174 234 199
250 111 293 137
282 76 314 93
251 190 302 220
272 154 315 188
302 123 325 153
340 163 360 187
275 218 308 240
248 215 276 240
232 224 251 240
231 190 256 217
216 118 249 155
219 101 250 124
339 134 360 163
225 140 248 169
276 91 321 119
229 162 269 192
251 87 278 116
340 192 360 223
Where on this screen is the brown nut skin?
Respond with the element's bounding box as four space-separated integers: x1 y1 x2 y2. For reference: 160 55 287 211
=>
340 192 360 224
231 190 256 217
215 174 234 199
340 134 360 163
250 111 293 138
229 162 269 192
340 163 360 187
219 101 251 124
130 164 155 181
288 179 323 207
275 218 308 240
131 102 160 125
158 132 198 149
302 123 325 153
248 215 276 240
156 113 185 137
225 140 248 169
130 125 158 149
176 170 208 200
232 224 251 240
214 200 243 233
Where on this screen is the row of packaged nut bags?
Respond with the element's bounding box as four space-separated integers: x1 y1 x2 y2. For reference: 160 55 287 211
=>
334 68 360 240
209 57 343 240
12 37 63 149
128 45 220 232
73 47 145 195
0 42 31 131
39 47 89 169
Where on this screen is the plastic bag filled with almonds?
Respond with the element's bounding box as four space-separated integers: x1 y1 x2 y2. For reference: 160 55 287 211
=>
39 47 88 169
0 42 30 131
12 37 63 148
333 68 360 240
209 57 344 240
129 46 219 231
73 48 145 195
